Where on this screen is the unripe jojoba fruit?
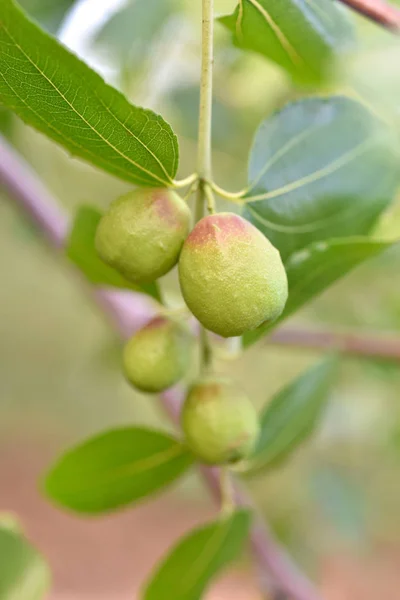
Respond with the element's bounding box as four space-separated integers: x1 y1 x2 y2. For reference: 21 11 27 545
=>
178 213 288 337
123 316 193 393
181 377 259 465
95 188 191 283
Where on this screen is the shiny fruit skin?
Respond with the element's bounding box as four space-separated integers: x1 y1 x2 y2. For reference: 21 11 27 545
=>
178 213 288 337
123 317 193 393
181 377 260 465
96 188 190 283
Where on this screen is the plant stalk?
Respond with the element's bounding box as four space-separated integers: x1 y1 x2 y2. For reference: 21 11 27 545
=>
197 0 214 181
336 0 400 30
195 0 215 375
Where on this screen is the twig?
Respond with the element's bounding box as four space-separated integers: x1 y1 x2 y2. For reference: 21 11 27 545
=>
336 0 400 30
269 327 400 362
0 134 324 600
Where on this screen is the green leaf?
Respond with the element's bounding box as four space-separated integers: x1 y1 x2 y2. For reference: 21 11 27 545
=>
67 206 161 301
219 0 354 84
243 237 395 347
0 107 13 137
143 510 251 600
44 427 194 514
0 0 179 187
94 0 176 65
17 0 78 33
244 358 337 475
310 467 366 542
0 525 51 600
243 96 399 261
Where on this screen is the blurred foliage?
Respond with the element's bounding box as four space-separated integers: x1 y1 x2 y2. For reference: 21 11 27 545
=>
0 517 51 599
1 0 400 577
18 0 77 32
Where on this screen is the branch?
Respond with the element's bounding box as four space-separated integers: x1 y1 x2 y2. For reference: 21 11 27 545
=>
336 0 400 30
0 134 322 600
269 327 400 362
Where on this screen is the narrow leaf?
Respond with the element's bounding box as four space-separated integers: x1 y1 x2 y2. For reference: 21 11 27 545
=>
243 96 399 261
0 0 179 187
67 206 161 301
44 428 194 514
244 359 337 475
0 525 51 600
143 510 251 600
219 0 354 83
243 237 395 347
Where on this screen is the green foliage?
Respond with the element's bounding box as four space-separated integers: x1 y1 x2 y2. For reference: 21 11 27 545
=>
243 237 395 346
244 358 337 475
219 0 354 84
93 0 177 67
0 0 179 187
0 107 13 138
67 206 161 300
44 428 194 514
0 523 50 600
17 0 77 33
310 467 367 542
243 96 399 262
143 510 251 599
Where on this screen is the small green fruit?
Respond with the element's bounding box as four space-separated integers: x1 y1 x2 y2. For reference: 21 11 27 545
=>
96 188 191 283
178 213 288 337
123 316 193 393
181 377 259 465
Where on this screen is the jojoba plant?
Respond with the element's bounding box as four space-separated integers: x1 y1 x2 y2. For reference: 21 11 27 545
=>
1 0 400 598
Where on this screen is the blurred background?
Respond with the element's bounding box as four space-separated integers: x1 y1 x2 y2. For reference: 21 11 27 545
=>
1 0 400 598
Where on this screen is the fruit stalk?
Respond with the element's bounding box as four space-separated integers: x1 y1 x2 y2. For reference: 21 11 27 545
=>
197 0 214 181
195 0 215 373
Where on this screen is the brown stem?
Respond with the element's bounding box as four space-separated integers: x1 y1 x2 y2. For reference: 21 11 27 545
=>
0 134 323 600
336 0 400 30
269 327 400 362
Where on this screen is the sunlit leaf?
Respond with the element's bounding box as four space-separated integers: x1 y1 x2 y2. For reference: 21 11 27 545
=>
0 0 179 187
0 524 51 600
219 0 354 83
44 428 194 514
243 96 399 261
67 206 161 301
243 237 395 347
243 358 337 474
143 510 251 600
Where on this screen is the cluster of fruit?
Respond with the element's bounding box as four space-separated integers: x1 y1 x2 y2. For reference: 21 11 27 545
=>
95 188 288 465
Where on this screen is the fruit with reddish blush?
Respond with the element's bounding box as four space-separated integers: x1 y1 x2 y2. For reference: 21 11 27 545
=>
123 316 193 393
178 212 288 337
96 188 190 283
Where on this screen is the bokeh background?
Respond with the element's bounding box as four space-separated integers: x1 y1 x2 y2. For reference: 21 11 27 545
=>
1 0 400 598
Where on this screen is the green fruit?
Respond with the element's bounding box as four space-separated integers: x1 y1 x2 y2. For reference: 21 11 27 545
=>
96 188 191 283
123 316 193 393
178 212 288 337
181 377 259 465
